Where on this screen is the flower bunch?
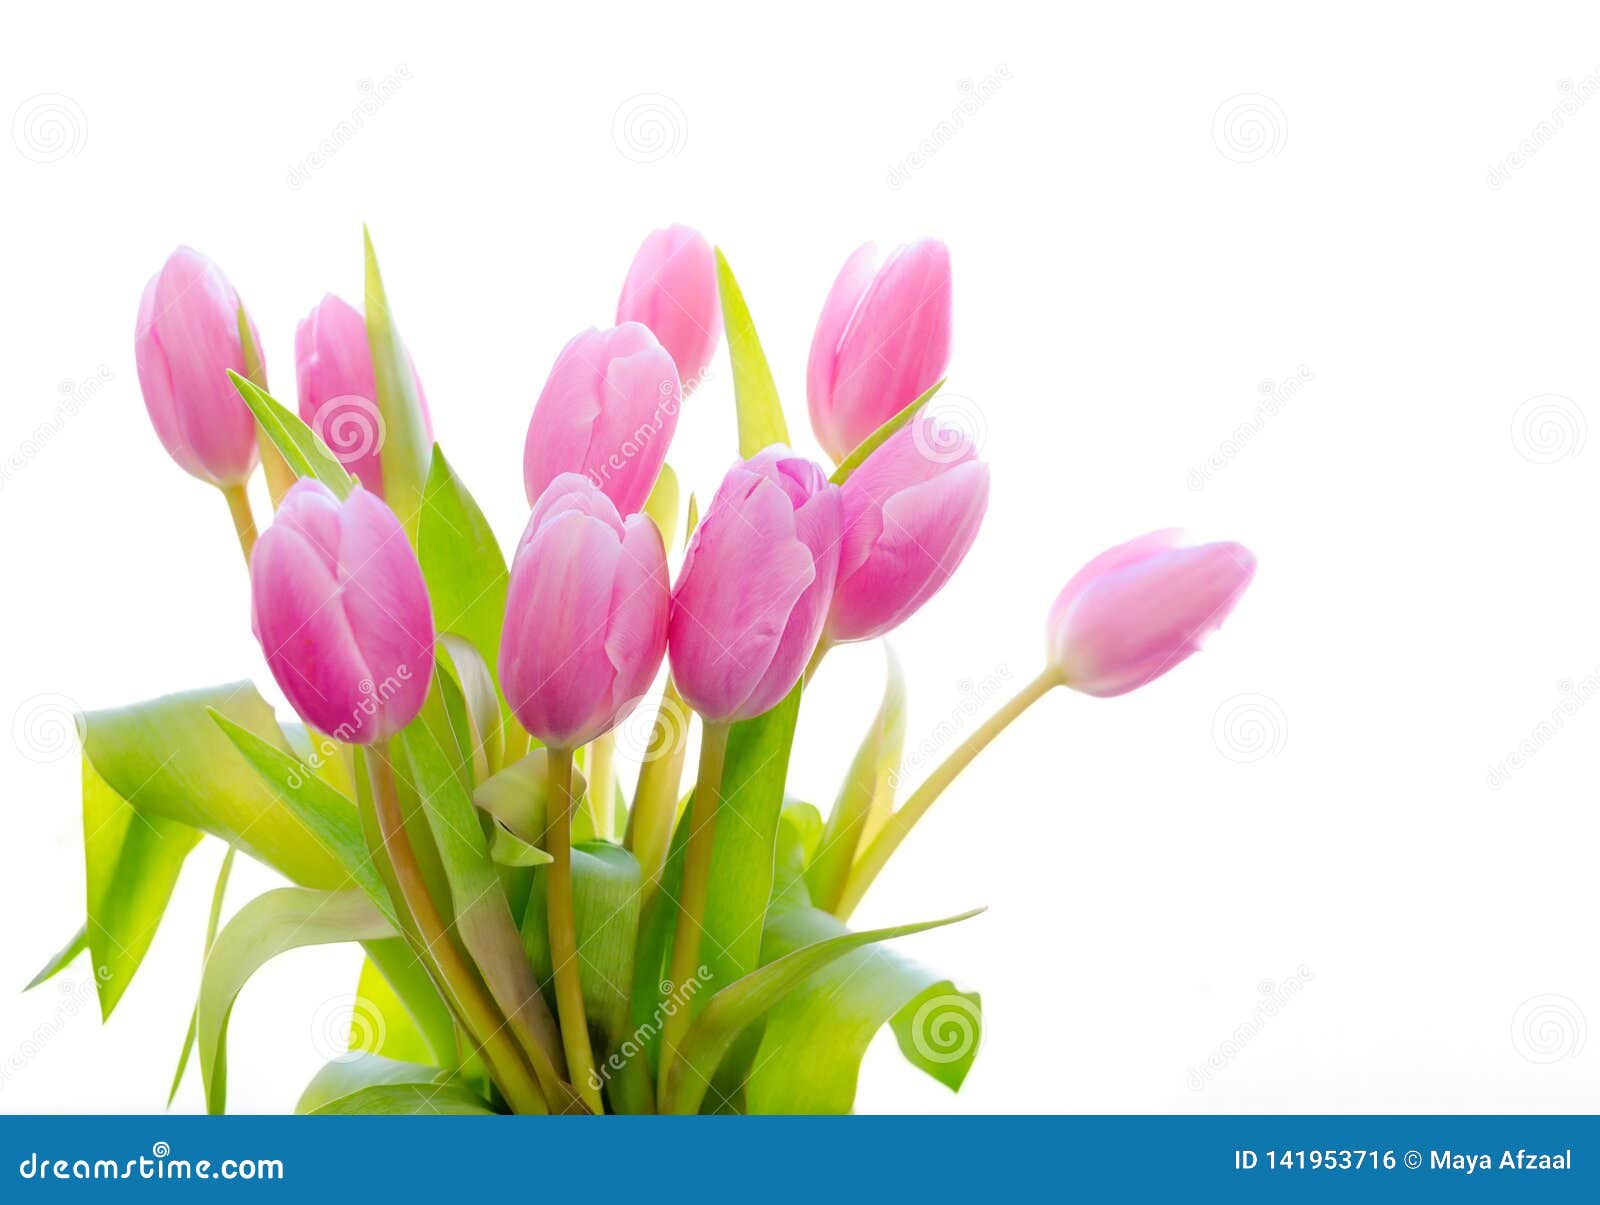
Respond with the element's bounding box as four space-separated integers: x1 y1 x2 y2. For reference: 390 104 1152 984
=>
37 227 1255 1115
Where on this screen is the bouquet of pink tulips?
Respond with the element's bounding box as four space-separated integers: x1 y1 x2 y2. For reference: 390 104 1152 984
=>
32 227 1256 1115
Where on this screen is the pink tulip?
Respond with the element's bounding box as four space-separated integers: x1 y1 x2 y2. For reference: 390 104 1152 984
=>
250 479 435 743
134 247 263 487
499 474 670 747
616 225 721 394
826 417 990 643
523 324 681 517
295 294 431 497
806 240 952 463
1046 531 1257 697
669 448 842 722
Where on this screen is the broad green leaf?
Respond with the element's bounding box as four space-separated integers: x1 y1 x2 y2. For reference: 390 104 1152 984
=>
490 824 554 868
419 448 509 676
296 1053 462 1114
780 799 823 870
472 747 585 844
348 958 438 1065
169 845 235 1105
715 248 789 457
828 379 946 483
82 756 199 1018
228 372 354 497
522 843 642 1048
208 711 393 925
84 683 351 889
25 925 87 990
665 906 982 1114
359 938 459 1068
644 464 680 553
364 228 431 536
807 645 906 912
308 1082 495 1115
281 722 357 800
198 887 394 1114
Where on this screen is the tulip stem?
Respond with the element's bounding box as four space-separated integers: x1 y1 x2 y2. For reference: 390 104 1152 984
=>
656 720 730 1101
363 743 549 1114
834 667 1061 921
220 483 257 564
545 747 604 1114
624 678 689 897
585 731 616 842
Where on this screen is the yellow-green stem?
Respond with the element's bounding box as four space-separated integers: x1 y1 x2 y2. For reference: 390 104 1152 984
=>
656 722 730 1100
834 667 1061 921
221 483 257 564
545 746 604 1113
586 731 616 842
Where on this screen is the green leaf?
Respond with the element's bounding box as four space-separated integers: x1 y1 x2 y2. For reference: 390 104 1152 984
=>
25 925 87 990
198 887 394 1114
437 634 504 781
644 464 681 553
308 1081 495 1115
358 938 459 1068
828 379 946 483
295 1053 464 1114
348 958 438 1065
228 372 354 497
715 248 789 457
473 747 585 844
364 228 431 537
665 906 982 1114
239 306 295 507
807 645 906 912
418 448 509 676
169 845 235 1105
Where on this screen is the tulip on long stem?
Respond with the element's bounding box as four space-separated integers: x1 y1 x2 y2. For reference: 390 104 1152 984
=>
543 747 604 1113
656 720 730 1100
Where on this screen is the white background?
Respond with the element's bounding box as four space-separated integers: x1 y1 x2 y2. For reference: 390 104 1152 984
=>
2 1 1597 1114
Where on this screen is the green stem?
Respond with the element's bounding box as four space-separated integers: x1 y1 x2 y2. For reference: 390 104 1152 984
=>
545 747 604 1113
586 731 617 842
834 667 1061 921
656 721 730 1100
220 483 257 564
365 743 548 1114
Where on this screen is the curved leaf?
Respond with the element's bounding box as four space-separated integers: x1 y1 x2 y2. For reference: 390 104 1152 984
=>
169 845 235 1104
308 1082 495 1115
295 1053 474 1114
228 372 354 497
420 450 509 680
25 925 87 990
644 464 680 553
828 379 945 483
715 248 789 456
364 228 431 536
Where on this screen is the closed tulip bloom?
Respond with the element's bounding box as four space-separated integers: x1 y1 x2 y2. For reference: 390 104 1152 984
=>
295 294 431 497
807 240 952 463
134 247 263 486
250 479 435 743
669 448 842 723
616 225 721 394
523 324 681 517
1046 531 1257 697
499 474 670 748
826 417 990 643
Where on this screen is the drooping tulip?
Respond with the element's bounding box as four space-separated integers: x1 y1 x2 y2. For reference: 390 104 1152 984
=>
134 247 263 486
499 474 670 748
669 448 842 722
250 479 435 743
826 416 990 644
806 239 952 463
522 324 681 517
1046 531 1257 697
295 294 430 497
616 225 721 394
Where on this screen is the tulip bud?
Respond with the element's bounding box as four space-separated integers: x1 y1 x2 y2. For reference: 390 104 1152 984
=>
134 247 263 486
250 479 435 743
806 239 952 463
1045 531 1257 697
523 324 681 518
669 448 842 722
616 225 721 395
295 294 431 498
499 474 670 748
826 417 990 644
